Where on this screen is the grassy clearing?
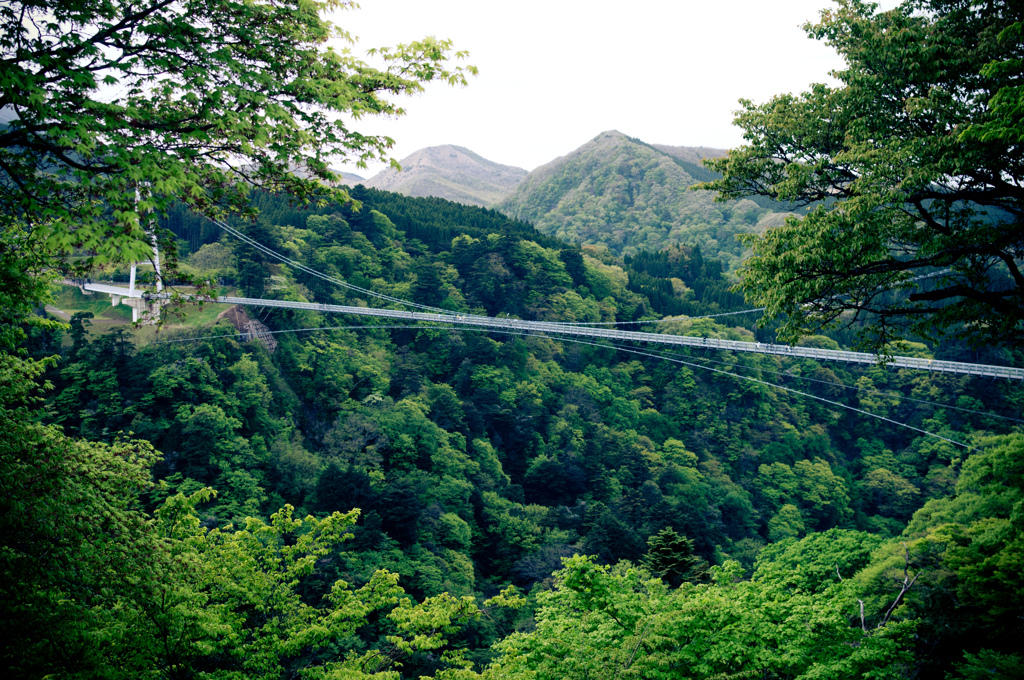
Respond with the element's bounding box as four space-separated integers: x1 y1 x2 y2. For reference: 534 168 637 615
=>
131 299 238 344
50 284 134 320
48 283 243 345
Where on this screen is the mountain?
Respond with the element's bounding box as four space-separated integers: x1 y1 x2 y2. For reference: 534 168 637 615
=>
496 130 792 268
362 144 527 207
36 184 1024 680
333 170 367 185
650 143 730 166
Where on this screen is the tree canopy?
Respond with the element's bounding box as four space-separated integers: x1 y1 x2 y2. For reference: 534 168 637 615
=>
3 1 1024 677
7 162 1024 680
0 0 474 268
698 0 1024 351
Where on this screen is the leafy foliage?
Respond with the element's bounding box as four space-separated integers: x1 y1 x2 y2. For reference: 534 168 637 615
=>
0 0 474 270
4 173 1024 678
482 554 915 680
497 131 793 266
699 0 1024 350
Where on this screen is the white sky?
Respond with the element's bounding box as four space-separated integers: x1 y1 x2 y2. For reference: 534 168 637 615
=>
331 0 891 176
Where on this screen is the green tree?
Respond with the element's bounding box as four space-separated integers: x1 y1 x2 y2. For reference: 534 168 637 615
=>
753 528 884 595
863 467 921 520
0 425 165 678
699 0 1024 350
853 434 1024 678
149 497 482 679
642 527 709 587
483 555 915 680
0 0 475 269
768 503 807 542
961 16 1024 147
949 650 1024 680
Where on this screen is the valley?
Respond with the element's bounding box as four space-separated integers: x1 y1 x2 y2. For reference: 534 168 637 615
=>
4 0 1022 675
9 182 1019 678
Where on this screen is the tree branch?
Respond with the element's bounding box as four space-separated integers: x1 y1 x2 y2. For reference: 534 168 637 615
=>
878 543 920 628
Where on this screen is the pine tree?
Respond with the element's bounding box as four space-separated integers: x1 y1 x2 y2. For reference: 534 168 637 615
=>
643 527 709 587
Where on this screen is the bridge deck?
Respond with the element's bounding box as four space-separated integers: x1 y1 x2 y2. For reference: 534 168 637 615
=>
65 282 1024 380
208 294 1024 381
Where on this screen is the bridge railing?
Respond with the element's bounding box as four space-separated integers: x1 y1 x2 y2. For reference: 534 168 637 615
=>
64 282 1024 381
207 295 1024 381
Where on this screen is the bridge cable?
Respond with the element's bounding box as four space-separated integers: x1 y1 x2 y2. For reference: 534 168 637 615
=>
143 320 985 449
215 218 457 315
627 344 1024 424
530 333 982 452
214 218 772 326
543 308 768 326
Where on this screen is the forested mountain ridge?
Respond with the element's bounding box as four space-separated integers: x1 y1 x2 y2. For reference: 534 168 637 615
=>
7 0 1024 675
650 143 730 165
9 186 1022 678
495 130 794 265
363 145 528 207
352 134 796 270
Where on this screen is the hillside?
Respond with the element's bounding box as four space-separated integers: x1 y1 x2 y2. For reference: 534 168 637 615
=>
10 186 1024 679
363 144 528 207
650 143 730 165
333 169 367 185
497 130 793 267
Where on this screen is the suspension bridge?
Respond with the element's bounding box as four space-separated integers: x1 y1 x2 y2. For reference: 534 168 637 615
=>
72 281 1024 381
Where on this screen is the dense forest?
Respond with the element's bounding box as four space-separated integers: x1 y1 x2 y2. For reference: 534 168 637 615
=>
496 131 796 267
5 188 1022 679
5 0 1023 676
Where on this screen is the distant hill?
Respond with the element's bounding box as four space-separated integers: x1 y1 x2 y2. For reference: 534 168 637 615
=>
333 170 367 185
496 130 793 268
363 145 527 207
649 143 730 166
